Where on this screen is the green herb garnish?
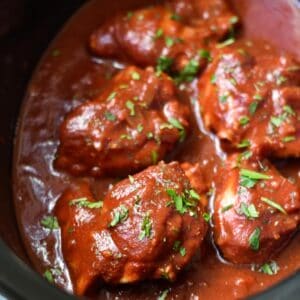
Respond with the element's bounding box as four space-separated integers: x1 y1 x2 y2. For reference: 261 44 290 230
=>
109 205 129 227
175 59 200 84
249 227 261 251
261 197 287 214
259 261 279 275
216 37 235 49
126 100 135 116
156 56 174 73
104 111 116 121
240 202 259 219
41 216 59 230
168 117 186 142
69 198 103 209
139 212 152 240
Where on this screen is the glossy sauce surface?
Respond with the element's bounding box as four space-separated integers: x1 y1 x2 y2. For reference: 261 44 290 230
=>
13 0 300 299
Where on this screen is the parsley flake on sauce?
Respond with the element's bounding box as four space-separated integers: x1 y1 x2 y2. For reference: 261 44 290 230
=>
139 212 152 240
199 49 212 62
43 268 62 283
69 198 103 209
203 212 212 222
240 169 271 188
249 227 261 251
240 202 259 219
158 289 169 300
156 56 174 73
175 59 200 84
239 116 250 126
104 111 117 121
168 117 186 142
237 139 250 149
259 261 280 275
131 71 141 80
109 205 129 227
166 189 198 215
216 37 235 49
41 216 59 230
126 100 135 116
107 91 117 101
261 197 287 214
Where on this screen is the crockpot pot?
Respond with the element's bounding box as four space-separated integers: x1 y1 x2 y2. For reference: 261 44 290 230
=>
0 0 299 299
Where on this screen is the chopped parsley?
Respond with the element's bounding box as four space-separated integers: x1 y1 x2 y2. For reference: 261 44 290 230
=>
104 111 117 121
170 13 181 21
180 246 186 257
166 189 198 215
240 202 259 219
44 269 54 283
151 150 158 164
219 94 229 103
189 189 200 200
173 241 186 256
230 16 239 24
282 136 296 143
261 197 287 214
131 71 141 80
237 139 250 149
139 212 152 240
126 100 135 116
199 49 212 62
107 91 117 101
216 37 235 49
126 11 134 19
165 36 175 47
270 116 284 127
276 75 287 86
154 28 164 40
137 124 144 133
240 169 271 189
253 94 263 101
249 101 259 115
69 198 103 209
168 117 186 142
249 227 261 251
109 205 129 227
41 216 59 230
259 261 280 275
203 212 212 222
211 74 217 84
239 116 250 126
156 56 174 73
240 169 271 180
43 268 62 283
238 150 253 162
175 59 200 84
158 289 169 300
221 203 234 213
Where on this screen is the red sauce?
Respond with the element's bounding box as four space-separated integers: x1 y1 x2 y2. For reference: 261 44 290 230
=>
13 0 300 299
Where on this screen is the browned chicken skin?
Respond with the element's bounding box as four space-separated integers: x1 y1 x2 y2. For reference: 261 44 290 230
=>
55 66 190 177
213 154 300 264
199 40 300 157
55 161 208 295
89 0 237 77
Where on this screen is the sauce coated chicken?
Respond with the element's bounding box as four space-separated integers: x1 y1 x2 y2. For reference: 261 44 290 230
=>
55 66 189 177
89 0 237 78
213 154 300 264
199 40 300 157
55 162 207 295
